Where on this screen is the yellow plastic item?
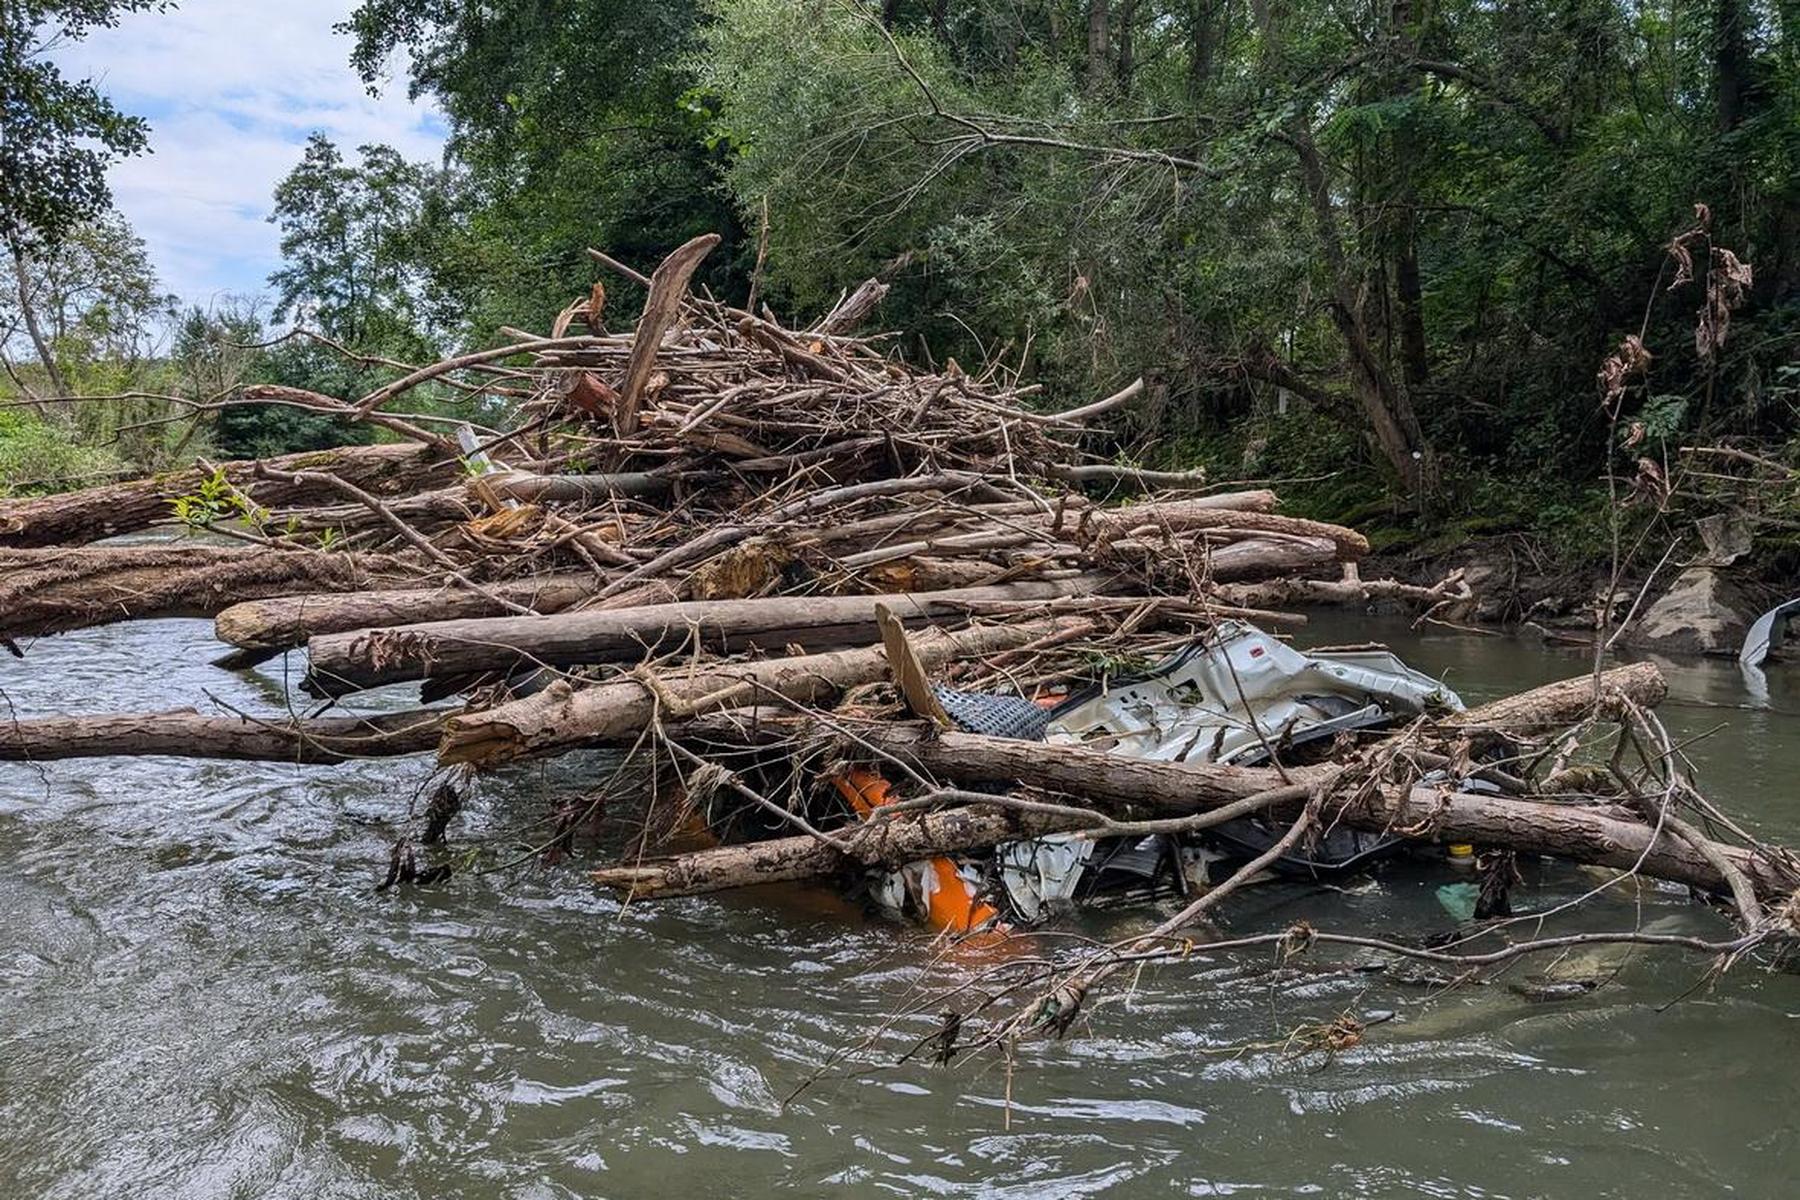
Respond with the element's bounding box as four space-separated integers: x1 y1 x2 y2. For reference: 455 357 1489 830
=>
1447 842 1476 860
833 767 1001 935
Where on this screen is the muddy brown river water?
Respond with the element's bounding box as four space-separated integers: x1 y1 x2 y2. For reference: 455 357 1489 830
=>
3 612 1798 1197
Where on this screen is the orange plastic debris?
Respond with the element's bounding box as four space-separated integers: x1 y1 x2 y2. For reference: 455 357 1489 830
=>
832 767 1001 934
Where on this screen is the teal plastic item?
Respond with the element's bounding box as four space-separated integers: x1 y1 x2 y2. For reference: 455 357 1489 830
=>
1436 881 1479 923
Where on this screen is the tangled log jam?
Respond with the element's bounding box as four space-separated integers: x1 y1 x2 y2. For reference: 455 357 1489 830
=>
5 235 1797 1073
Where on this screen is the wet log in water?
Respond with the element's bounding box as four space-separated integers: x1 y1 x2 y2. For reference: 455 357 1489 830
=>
588 782 1798 904
591 807 1085 897
0 707 449 762
587 664 1752 902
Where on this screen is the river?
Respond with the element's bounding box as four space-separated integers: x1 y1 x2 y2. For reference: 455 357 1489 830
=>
3 612 1797 1197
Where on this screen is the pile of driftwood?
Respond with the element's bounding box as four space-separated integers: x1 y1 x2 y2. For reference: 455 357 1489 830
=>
3 235 1797 1055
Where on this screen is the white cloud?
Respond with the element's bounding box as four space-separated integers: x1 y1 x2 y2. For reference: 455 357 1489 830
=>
52 0 446 307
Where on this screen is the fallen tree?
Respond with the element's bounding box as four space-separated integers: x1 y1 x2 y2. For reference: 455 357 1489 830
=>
587 785 1797 904
437 619 1071 765
302 576 1113 697
0 707 448 763
591 806 1082 897
587 664 1708 899
0 441 450 549
1084 501 1370 559
215 575 610 652
0 545 421 638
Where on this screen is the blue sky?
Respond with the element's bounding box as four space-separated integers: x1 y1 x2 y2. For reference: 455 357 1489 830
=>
53 0 447 308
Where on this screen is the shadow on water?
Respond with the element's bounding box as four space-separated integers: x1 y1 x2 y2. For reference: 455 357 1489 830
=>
3 614 1798 1197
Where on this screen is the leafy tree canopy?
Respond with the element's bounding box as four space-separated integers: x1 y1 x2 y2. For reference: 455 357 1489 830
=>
0 1 167 250
337 0 741 337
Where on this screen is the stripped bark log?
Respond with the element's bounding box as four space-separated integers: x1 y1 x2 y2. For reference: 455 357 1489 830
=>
0 707 448 762
1086 502 1369 559
484 470 682 504
850 723 1313 810
0 441 448 548
605 779 1798 905
813 277 890 336
590 807 1082 898
215 574 609 651
1205 536 1339 580
1454 661 1666 734
1097 536 1340 581
616 233 721 435
1214 572 1468 611
437 619 1068 766
304 577 1112 697
0 546 419 638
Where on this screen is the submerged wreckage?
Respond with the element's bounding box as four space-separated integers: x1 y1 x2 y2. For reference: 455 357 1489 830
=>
4 235 1798 1056
834 622 1464 932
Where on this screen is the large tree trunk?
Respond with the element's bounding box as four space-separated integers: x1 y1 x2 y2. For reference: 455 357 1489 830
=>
1288 118 1430 493
1214 571 1467 612
1716 0 1751 131
0 707 448 763
1085 501 1368 558
304 577 1113 697
0 545 420 638
0 441 449 548
268 487 477 537
1086 0 1111 91
1187 0 1219 95
1452 661 1665 732
437 620 1069 766
1395 231 1430 387
1125 535 1340 580
1386 0 1431 389
7 238 67 401
1116 0 1137 91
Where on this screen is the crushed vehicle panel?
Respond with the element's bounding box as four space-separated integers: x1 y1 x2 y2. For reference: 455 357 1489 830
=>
858 622 1464 930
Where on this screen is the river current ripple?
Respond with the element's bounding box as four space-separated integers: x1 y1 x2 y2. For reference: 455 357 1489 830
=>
3 614 1798 1197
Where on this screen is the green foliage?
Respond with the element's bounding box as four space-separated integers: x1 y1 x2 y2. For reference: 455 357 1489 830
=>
3 213 176 375
0 1 165 249
0 409 121 495
337 0 740 339
168 466 265 532
695 0 1797 527
269 135 444 357
20 0 1797 570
